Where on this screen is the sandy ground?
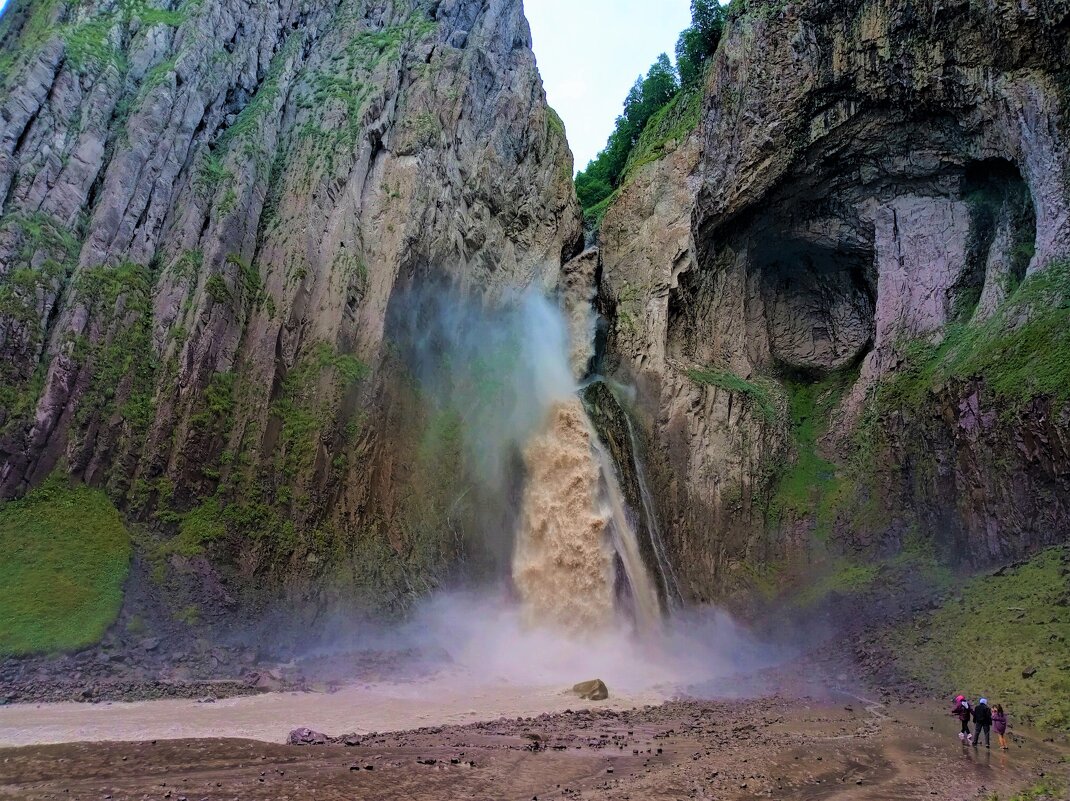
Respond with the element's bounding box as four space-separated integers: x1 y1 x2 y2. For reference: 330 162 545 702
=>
0 694 1065 801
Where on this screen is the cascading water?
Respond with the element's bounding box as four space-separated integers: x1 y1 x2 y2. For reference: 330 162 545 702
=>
513 397 664 633
510 281 666 635
513 399 617 632
390 279 670 635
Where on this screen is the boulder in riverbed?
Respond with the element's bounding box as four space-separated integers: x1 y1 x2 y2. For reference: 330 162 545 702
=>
572 679 609 701
288 728 328 746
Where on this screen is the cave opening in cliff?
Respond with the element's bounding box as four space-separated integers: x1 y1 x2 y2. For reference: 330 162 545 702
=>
955 158 1037 320
752 232 877 378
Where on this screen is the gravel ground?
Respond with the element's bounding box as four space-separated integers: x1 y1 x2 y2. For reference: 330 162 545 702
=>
1 694 1066 801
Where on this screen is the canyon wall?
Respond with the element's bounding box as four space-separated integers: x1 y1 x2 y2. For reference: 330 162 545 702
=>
3 0 1068 621
595 0 1070 602
0 0 580 612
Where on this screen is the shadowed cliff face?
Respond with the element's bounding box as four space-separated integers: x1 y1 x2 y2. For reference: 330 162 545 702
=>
595 0 1070 603
0 0 580 610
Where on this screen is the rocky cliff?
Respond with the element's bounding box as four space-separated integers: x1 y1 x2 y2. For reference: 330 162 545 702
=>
0 0 580 613
594 0 1070 603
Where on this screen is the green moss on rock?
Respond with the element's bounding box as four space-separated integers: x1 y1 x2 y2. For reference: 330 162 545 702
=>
869 260 1070 417
768 371 854 527
687 366 780 422
623 85 703 181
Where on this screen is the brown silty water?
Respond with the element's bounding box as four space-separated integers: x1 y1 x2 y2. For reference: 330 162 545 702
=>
512 398 662 633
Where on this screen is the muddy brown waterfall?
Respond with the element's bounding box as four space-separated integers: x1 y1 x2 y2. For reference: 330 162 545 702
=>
513 400 616 631
511 259 664 635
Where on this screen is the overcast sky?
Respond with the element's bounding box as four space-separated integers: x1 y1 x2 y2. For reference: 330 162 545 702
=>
0 0 692 170
525 0 693 172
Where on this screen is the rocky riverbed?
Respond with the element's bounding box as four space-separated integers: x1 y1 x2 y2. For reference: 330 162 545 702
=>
1 694 1066 801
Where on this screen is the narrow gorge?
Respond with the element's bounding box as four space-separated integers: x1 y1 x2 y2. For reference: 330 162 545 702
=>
0 0 1068 795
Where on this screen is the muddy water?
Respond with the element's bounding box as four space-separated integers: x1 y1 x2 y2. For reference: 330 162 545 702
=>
513 399 619 631
512 399 664 633
0 670 669 747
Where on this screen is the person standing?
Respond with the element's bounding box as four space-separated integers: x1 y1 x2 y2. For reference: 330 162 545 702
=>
951 695 972 743
992 704 1009 750
973 698 993 748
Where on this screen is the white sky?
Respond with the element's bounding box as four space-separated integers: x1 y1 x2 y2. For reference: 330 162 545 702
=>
525 0 693 172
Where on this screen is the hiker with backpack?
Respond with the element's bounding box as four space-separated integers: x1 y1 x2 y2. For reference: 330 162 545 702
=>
950 695 972 743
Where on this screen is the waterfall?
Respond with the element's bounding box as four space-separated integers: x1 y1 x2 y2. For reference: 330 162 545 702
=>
512 397 663 633
618 402 682 608
391 280 671 635
513 399 618 632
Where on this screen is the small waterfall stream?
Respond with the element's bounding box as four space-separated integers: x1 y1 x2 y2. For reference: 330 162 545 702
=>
592 435 663 631
618 400 682 608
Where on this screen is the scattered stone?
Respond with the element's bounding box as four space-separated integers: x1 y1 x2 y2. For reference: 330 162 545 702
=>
287 728 328 746
572 679 609 701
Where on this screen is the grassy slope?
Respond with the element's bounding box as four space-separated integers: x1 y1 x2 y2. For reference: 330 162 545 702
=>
0 475 132 656
990 780 1067 801
892 547 1070 731
765 261 1070 589
621 85 703 182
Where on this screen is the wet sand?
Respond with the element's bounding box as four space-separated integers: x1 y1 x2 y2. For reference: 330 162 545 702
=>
0 695 1065 801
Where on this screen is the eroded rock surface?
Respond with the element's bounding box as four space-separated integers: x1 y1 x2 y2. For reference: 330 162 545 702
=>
596 0 1070 601
0 0 580 612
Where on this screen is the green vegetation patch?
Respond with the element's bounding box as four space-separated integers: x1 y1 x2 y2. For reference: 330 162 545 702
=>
583 191 618 229
0 213 81 428
0 0 62 83
0 476 132 656
768 372 854 527
221 33 302 151
270 342 367 479
793 560 879 608
944 260 1070 405
893 547 1070 731
546 106 566 138
686 366 780 422
870 260 1070 415
623 85 703 180
64 16 125 73
71 262 158 451
782 532 952 610
989 780 1067 801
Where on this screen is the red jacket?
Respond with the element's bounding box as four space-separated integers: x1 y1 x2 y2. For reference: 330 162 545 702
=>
951 701 971 722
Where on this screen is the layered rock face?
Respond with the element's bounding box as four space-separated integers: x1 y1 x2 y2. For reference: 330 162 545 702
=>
597 0 1070 601
0 0 579 610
